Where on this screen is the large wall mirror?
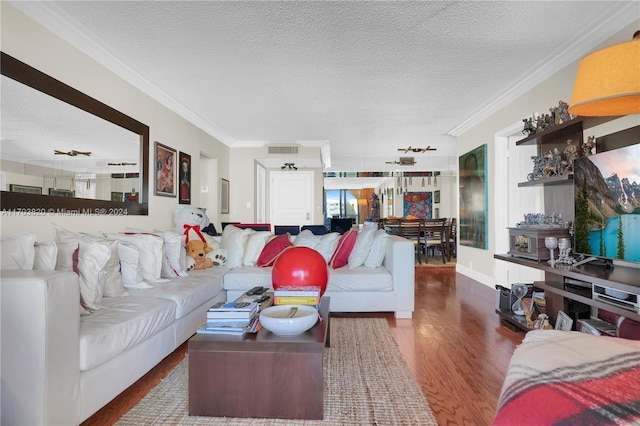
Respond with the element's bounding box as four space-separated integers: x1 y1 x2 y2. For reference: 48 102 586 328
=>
1 52 149 215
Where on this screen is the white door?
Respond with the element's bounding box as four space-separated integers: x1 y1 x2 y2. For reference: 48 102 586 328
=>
495 124 544 287
270 171 313 226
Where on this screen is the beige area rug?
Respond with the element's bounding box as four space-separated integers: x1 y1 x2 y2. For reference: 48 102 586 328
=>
116 318 437 426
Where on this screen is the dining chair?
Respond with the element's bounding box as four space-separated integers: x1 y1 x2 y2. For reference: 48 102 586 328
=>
447 218 457 259
398 219 424 264
422 218 448 263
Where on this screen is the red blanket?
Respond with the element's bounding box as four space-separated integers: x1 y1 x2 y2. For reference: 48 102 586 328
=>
493 331 640 425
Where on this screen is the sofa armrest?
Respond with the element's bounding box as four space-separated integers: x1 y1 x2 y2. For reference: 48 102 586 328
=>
1 270 80 426
383 235 415 318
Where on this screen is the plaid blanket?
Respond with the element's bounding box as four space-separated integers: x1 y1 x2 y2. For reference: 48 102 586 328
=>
493 330 640 426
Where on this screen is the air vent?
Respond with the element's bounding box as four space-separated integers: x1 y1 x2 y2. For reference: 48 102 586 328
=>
268 146 299 155
399 157 416 165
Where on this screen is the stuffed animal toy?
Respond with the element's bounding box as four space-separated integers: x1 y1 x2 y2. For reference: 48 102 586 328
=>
185 240 214 271
174 206 210 243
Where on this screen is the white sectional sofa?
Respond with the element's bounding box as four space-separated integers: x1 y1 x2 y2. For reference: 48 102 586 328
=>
0 230 413 425
224 234 415 318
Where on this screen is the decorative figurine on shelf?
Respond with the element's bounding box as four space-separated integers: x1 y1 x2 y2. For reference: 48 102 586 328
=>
542 150 558 177
563 139 579 173
527 155 545 181
522 117 536 136
557 100 572 123
583 135 596 156
556 238 577 265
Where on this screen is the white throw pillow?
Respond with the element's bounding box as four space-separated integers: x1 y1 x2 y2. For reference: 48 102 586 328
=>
103 233 165 283
315 232 341 263
55 241 79 272
117 243 152 288
348 227 376 269
293 229 320 249
76 240 111 311
34 241 58 270
1 232 36 270
159 231 188 277
221 225 251 269
54 224 127 298
243 231 274 266
364 230 390 268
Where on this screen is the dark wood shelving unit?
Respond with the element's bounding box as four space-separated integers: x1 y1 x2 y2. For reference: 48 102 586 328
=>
517 174 573 187
495 308 532 332
495 254 640 323
515 116 617 146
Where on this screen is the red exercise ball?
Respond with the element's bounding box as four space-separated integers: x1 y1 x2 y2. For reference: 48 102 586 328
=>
272 246 328 296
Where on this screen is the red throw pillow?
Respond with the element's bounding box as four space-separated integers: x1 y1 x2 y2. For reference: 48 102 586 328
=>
328 230 357 269
257 234 293 267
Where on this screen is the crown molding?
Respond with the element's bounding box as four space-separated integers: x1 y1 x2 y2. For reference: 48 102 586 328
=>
449 2 639 137
9 0 235 147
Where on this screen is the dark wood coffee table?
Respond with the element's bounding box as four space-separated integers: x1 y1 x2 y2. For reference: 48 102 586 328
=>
188 297 330 419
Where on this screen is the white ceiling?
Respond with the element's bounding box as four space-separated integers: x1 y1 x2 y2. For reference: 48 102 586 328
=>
7 1 640 175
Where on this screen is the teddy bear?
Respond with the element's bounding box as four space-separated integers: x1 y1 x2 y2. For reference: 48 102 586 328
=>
185 240 215 271
174 205 211 243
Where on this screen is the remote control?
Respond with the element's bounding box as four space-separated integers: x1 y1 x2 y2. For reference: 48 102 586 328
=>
246 286 265 296
255 294 270 304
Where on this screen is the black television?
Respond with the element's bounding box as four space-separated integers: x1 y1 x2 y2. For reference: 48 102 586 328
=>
573 142 640 265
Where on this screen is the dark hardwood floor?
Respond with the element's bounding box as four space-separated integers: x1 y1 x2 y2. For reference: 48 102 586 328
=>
82 266 523 426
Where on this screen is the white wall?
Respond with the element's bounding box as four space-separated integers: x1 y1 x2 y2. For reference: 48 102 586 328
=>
228 146 325 225
456 19 640 287
0 3 230 240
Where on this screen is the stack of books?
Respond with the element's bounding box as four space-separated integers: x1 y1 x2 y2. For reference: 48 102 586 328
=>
197 301 261 335
273 285 321 307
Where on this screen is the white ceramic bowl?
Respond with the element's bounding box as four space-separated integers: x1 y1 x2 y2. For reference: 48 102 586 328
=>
259 305 318 336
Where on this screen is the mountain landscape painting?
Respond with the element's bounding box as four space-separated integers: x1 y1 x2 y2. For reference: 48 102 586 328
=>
573 143 640 263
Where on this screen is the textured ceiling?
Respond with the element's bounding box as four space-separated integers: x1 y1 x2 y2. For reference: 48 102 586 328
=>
7 1 640 174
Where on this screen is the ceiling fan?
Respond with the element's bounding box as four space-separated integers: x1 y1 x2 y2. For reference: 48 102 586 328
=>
54 149 91 157
397 146 437 154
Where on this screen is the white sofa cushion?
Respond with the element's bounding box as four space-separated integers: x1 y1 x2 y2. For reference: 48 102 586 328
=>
126 268 226 319
103 233 165 283
1 232 36 270
348 227 376 269
79 296 176 371
221 225 251 269
293 229 320 249
117 243 149 288
224 266 274 291
327 267 393 291
76 240 111 311
34 241 58 270
54 225 127 298
243 231 273 266
364 230 390 268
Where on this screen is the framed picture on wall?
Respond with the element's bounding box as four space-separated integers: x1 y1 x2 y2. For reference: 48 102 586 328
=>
178 151 191 205
402 192 432 219
154 142 176 197
434 190 440 204
9 184 42 194
220 178 229 214
459 144 488 249
111 191 124 202
48 188 75 197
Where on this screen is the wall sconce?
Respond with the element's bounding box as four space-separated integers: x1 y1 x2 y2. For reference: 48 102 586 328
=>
281 163 297 170
569 31 640 116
